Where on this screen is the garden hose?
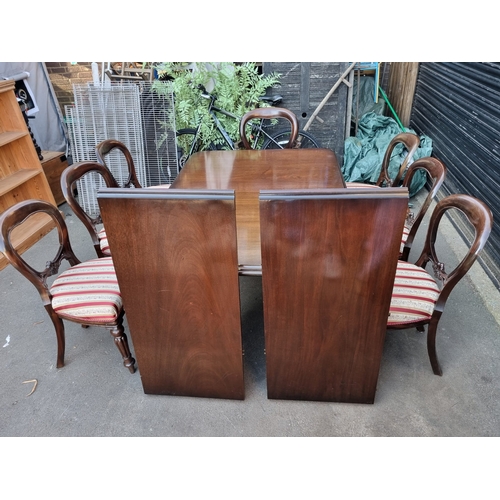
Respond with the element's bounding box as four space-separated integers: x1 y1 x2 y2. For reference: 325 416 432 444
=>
378 85 406 133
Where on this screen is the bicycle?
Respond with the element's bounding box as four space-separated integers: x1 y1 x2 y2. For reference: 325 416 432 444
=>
175 84 321 168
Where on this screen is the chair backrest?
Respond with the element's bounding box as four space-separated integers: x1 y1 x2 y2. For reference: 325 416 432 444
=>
95 139 142 188
376 132 420 187
400 156 447 261
416 193 493 311
60 161 119 258
97 187 245 400
0 199 80 301
259 187 409 403
239 107 299 149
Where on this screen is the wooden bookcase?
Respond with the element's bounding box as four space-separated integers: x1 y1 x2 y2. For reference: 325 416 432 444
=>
0 80 57 271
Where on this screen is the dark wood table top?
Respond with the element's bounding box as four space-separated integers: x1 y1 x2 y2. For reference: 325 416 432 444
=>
171 148 345 191
170 148 345 273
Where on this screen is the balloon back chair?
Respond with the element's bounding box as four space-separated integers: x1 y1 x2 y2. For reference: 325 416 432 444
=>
0 199 136 373
399 157 447 261
239 107 299 149
345 132 420 188
387 193 493 376
376 132 421 187
95 139 142 188
61 161 119 258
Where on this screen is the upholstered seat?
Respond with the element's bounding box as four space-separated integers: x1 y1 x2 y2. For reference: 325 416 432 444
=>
388 261 440 326
50 257 121 323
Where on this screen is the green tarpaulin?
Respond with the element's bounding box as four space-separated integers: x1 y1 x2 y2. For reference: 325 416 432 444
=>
342 112 433 197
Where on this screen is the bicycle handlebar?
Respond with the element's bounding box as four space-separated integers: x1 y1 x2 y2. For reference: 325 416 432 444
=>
197 83 282 106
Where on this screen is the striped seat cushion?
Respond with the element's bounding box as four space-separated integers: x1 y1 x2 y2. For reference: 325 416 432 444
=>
400 224 410 253
98 227 111 256
49 257 122 323
388 261 440 326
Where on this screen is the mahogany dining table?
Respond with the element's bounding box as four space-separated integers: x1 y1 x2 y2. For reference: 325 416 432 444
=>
99 147 407 403
169 148 346 275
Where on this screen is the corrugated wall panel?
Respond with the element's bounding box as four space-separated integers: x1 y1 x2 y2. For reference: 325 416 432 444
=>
410 62 500 287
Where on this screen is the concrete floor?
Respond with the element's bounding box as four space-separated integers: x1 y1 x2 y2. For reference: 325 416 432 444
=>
1 194 500 438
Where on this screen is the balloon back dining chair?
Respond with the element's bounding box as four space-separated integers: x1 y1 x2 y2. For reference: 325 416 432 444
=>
95 139 142 188
0 199 136 373
61 161 120 258
376 132 421 187
345 132 420 188
387 193 493 376
239 107 299 150
399 157 447 261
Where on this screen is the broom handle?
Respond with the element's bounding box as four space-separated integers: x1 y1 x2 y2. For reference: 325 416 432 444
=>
303 62 358 132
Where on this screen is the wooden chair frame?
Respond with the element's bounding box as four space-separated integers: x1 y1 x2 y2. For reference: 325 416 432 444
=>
388 194 493 376
376 132 420 187
239 107 299 149
400 157 447 261
95 139 142 188
61 161 119 258
0 199 135 373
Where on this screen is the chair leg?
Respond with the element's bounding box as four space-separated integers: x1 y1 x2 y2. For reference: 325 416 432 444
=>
108 317 136 374
46 307 66 369
426 320 443 376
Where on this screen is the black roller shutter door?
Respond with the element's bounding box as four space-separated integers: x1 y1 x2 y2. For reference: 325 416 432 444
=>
410 62 500 288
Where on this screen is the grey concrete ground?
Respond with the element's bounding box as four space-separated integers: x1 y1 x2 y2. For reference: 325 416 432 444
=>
1 192 500 438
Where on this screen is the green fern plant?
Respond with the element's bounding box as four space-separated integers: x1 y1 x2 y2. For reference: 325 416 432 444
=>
153 62 281 150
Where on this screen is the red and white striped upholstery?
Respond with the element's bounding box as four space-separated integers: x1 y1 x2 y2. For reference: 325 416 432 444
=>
388 260 440 327
400 224 410 253
97 228 111 256
49 257 121 323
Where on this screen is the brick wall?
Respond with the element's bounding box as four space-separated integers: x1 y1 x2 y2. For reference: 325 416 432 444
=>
45 62 93 117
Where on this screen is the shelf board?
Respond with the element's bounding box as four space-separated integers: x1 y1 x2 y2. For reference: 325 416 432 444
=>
0 130 29 148
0 169 41 196
0 212 56 272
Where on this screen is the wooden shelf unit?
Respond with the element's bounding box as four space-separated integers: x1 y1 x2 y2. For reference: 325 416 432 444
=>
0 130 29 147
0 80 57 271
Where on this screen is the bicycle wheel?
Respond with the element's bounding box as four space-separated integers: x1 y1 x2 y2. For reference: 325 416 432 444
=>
263 130 321 149
176 128 199 169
